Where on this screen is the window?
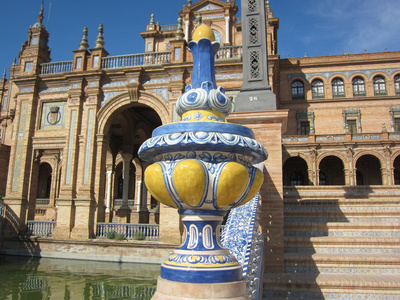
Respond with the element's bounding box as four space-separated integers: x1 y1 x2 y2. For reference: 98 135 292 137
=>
291 80 305 100
352 77 366 97
395 75 400 94
332 78 345 97
311 79 324 99
346 119 357 134
24 61 33 72
75 57 82 69
92 55 99 68
395 118 400 132
300 121 310 135
373 76 387 95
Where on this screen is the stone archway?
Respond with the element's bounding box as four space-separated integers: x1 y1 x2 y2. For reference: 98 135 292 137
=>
355 154 383 185
283 156 310 186
318 155 345 185
96 94 165 223
393 154 400 185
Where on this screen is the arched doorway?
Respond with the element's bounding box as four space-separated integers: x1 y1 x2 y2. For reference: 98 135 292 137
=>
393 155 400 185
318 156 345 185
103 103 162 223
283 157 309 186
355 155 382 185
37 163 52 204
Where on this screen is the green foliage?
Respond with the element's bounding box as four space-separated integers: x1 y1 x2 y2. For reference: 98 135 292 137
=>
133 231 144 240
0 194 4 201
115 233 126 241
106 231 116 239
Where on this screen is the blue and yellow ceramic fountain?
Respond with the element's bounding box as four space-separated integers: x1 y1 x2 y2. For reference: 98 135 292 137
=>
138 24 267 284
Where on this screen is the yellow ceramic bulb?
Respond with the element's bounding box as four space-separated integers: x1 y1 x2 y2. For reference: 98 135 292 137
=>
192 24 215 42
144 163 177 208
173 160 206 207
216 162 249 208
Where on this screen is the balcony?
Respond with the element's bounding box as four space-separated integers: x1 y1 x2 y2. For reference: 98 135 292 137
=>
39 46 243 75
282 131 400 144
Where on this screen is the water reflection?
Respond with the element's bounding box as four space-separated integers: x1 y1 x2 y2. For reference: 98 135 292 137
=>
0 256 159 300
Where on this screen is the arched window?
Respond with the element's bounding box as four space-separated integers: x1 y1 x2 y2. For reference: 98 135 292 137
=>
394 75 400 94
332 78 345 98
311 79 324 99
352 77 366 97
373 76 387 95
290 172 305 186
291 80 305 100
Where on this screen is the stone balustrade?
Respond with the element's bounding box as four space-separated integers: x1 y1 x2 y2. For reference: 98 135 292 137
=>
41 61 73 74
282 131 400 144
0 201 5 218
35 198 50 206
26 221 56 236
39 46 243 74
216 45 243 60
96 223 159 240
102 52 171 69
93 283 156 299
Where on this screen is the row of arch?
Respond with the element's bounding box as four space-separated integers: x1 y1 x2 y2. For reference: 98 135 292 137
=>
291 72 400 100
283 152 400 186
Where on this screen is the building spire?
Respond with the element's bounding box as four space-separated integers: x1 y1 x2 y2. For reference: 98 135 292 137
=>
38 1 44 24
175 16 184 40
94 24 105 48
78 27 89 50
150 14 155 25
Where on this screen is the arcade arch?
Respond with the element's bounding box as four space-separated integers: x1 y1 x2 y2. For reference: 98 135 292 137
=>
318 155 345 185
283 156 310 186
355 154 383 185
96 93 166 224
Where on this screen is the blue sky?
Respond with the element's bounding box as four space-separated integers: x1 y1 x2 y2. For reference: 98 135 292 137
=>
1 0 400 78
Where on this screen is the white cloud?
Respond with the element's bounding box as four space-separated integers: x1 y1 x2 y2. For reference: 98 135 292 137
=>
298 0 400 55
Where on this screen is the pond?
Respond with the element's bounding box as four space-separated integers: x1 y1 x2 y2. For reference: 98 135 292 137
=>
0 255 159 300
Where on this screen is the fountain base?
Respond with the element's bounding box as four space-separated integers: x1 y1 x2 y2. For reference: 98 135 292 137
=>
151 276 249 300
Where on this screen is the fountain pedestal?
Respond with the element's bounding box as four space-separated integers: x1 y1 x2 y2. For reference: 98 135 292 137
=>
138 24 267 300
152 277 248 300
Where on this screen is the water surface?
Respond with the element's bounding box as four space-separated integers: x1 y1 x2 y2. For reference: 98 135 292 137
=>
0 255 159 300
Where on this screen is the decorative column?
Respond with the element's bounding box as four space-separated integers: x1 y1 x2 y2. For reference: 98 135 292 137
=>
184 20 190 42
117 152 132 222
235 0 277 111
139 24 267 300
225 16 230 44
105 170 112 213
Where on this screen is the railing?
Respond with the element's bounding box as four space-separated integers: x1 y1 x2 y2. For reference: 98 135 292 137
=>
96 223 159 240
0 201 5 218
113 199 135 207
93 283 156 299
102 52 171 69
40 45 244 74
216 45 243 60
283 132 400 144
160 24 178 31
26 221 56 236
36 198 50 205
222 193 263 300
41 61 73 74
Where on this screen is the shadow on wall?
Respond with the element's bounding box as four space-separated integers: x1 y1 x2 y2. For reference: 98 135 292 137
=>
0 201 41 257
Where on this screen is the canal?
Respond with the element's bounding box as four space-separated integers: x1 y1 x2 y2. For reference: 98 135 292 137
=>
0 255 159 299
